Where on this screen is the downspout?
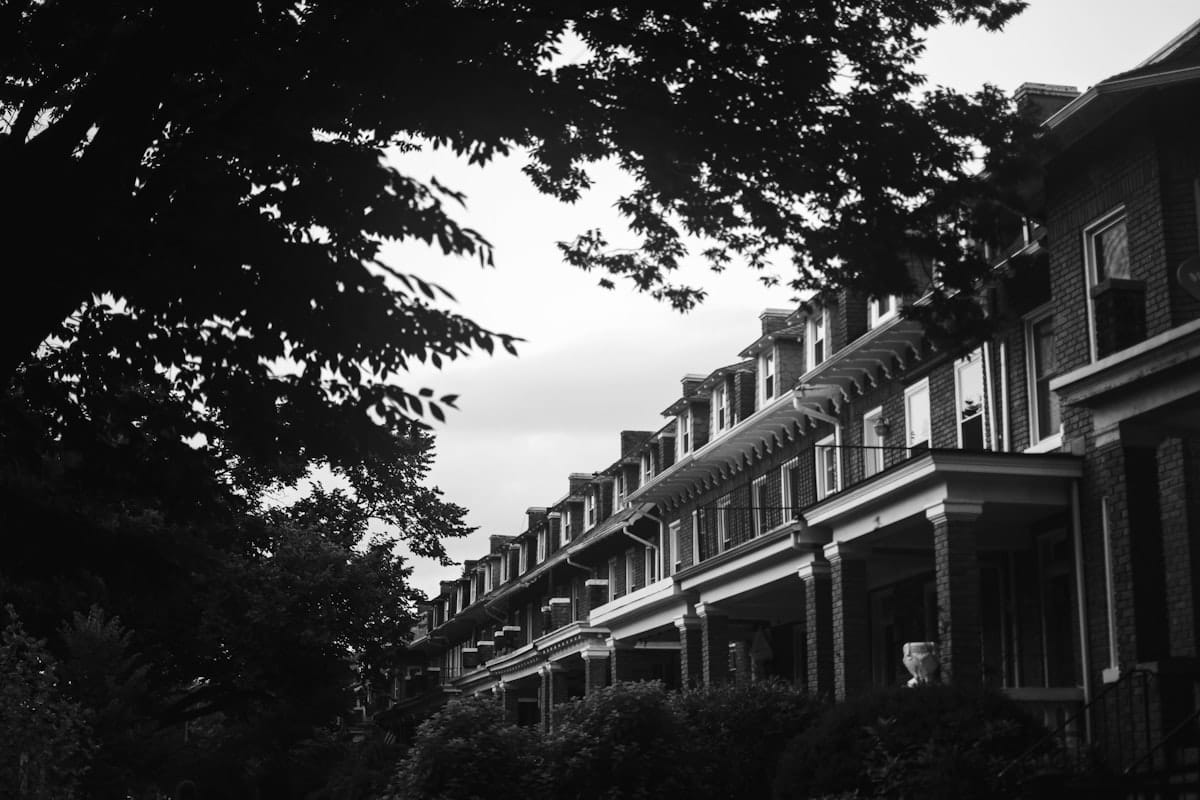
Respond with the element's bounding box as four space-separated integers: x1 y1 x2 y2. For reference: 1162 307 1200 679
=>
564 556 592 574
983 341 1000 452
998 341 1011 452
1070 480 1093 742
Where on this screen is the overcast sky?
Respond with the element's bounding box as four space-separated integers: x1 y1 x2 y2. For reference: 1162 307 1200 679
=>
384 1 1200 598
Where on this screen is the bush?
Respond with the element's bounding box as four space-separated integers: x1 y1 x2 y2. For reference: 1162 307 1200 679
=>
773 684 1047 800
671 679 824 800
544 680 688 800
391 694 543 800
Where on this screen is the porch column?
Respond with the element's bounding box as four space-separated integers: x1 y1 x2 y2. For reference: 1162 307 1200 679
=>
732 639 751 686
540 663 568 730
798 560 834 697
497 680 519 723
927 501 983 686
582 648 610 695
676 615 703 688
696 602 730 685
608 638 638 684
825 542 871 700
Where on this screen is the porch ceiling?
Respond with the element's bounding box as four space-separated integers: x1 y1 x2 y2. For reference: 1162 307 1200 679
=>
803 449 1083 545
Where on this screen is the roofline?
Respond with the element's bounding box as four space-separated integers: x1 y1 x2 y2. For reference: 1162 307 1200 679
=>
1134 16 1200 68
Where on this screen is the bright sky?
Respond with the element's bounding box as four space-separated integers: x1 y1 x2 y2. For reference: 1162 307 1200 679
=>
386 1 1200 598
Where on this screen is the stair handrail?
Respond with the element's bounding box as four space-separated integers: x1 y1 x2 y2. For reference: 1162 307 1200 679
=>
1122 704 1200 776
998 667 1156 779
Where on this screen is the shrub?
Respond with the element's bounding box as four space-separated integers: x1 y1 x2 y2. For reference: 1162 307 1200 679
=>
544 680 687 800
773 684 1047 800
671 678 824 800
391 694 543 800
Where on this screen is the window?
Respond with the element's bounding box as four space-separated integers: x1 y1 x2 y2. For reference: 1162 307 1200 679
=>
677 408 692 456
869 295 900 328
585 492 597 527
692 508 704 564
815 433 840 500
780 458 801 520
608 557 619 598
955 350 987 450
713 382 728 432
1083 208 1130 361
484 564 492 592
753 476 770 536
716 495 732 550
642 452 653 482
625 549 635 593
615 471 625 506
761 350 776 402
1026 308 1061 447
668 521 680 575
862 406 884 478
807 311 826 368
904 379 931 453
562 508 573 543
500 549 509 583
536 529 547 563
518 541 528 574
645 540 659 584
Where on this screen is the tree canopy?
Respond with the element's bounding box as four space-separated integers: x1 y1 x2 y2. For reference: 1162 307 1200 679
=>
2 0 1033 442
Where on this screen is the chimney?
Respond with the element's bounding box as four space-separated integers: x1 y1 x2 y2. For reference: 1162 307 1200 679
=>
489 534 512 554
760 308 792 335
681 373 706 397
1014 82 1079 124
620 430 653 457
568 472 592 496
526 506 548 531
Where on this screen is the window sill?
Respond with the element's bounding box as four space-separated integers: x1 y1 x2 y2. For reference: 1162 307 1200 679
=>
1024 432 1063 454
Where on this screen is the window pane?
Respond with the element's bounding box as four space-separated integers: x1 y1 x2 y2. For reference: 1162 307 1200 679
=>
1031 316 1061 441
956 356 986 450
863 412 883 477
906 385 930 449
1095 220 1130 281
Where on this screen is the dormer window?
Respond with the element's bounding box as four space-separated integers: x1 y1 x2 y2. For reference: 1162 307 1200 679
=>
807 312 826 368
677 408 692 456
642 451 653 481
761 350 776 402
585 491 597 527
713 382 728 432
563 508 573 543
536 529 547 563
518 541 528 574
869 295 900 328
615 471 626 506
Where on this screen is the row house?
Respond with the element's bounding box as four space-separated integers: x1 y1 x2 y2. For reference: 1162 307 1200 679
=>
398 19 1200 775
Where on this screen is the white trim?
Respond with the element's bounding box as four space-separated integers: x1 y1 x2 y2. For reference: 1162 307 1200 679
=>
716 494 732 551
780 457 800 520
667 520 681 576
760 348 776 405
815 432 839 500
751 477 769 538
868 295 900 328
1024 304 1062 449
953 349 987 450
904 378 931 452
1082 205 1128 364
691 509 701 568
862 406 884 478
806 310 826 370
712 380 729 435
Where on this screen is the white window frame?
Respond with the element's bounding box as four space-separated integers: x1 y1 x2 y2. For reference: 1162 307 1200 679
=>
615 471 625 506
1025 305 1063 452
954 349 988 451
562 507 573 543
645 542 658 585
752 476 770 537
536 529 547 563
677 408 692 456
691 509 702 565
815 432 840 500
713 381 728 433
668 520 681 576
625 549 635 593
500 550 509 583
904 378 931 453
484 563 492 592
807 310 826 369
585 492 597 527
607 558 618 598
868 295 900 328
716 494 732 551
761 349 776 403
862 406 884 478
518 541 528 574
1082 206 1129 363
642 451 653 482
780 457 800 520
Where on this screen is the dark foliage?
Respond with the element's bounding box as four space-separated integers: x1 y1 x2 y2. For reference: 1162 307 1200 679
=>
3 1 1033 457
772 684 1048 800
671 678 825 800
